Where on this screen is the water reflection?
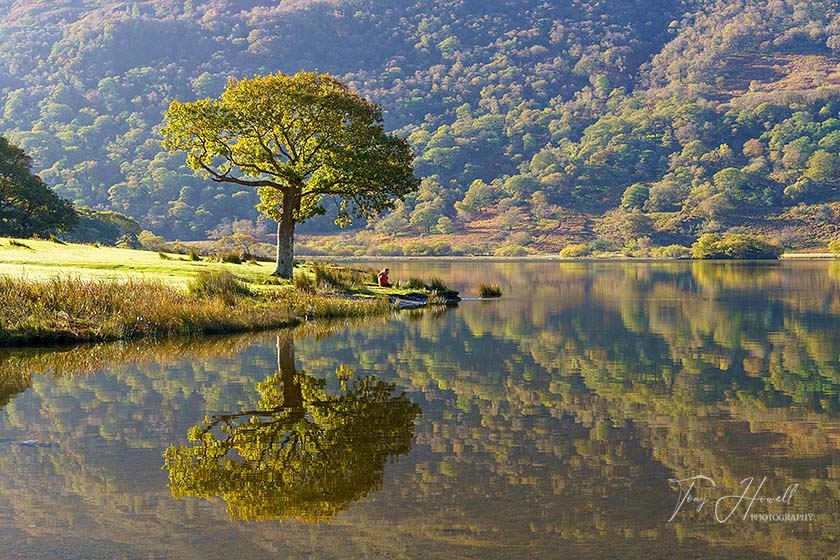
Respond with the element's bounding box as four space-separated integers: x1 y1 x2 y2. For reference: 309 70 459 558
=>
0 262 839 559
163 333 420 522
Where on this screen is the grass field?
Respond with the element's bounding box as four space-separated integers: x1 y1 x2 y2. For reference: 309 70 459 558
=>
0 237 278 289
0 238 455 346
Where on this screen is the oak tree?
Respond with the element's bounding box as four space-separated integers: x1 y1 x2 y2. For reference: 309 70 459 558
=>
162 71 418 277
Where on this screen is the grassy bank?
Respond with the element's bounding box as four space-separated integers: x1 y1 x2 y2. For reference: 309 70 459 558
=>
0 238 405 346
0 237 278 287
0 274 390 346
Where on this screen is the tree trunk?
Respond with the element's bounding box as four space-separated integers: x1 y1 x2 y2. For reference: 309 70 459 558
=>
274 189 296 278
276 333 303 410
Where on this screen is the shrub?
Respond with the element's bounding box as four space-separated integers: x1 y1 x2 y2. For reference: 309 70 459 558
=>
403 242 431 256
429 241 452 255
313 264 348 290
829 238 840 254
371 243 403 256
494 243 529 256
49 234 66 244
252 275 285 286
402 277 428 290
158 252 172 260
220 251 242 264
188 248 201 261
559 243 590 257
311 264 370 291
588 239 616 253
652 244 692 259
426 276 449 292
137 231 170 252
478 284 502 298
188 270 250 304
691 233 783 259
426 291 449 306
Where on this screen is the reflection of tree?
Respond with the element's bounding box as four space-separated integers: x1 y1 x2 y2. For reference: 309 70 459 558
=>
163 333 420 522
0 368 29 408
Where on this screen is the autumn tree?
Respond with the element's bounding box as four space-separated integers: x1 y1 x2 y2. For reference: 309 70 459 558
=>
162 72 418 277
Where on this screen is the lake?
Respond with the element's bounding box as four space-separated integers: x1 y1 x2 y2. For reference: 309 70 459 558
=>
1 260 839 559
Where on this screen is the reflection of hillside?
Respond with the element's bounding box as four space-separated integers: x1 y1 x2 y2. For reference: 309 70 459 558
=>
1 263 840 558
295 262 840 559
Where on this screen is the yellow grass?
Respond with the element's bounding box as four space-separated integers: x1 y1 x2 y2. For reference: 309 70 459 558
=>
0 237 280 287
0 238 393 346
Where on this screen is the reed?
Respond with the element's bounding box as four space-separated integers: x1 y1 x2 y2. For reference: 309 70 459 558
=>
478 284 502 298
312 264 372 292
0 275 387 347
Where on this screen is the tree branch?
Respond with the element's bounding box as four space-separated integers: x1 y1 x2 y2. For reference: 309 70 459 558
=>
200 161 282 189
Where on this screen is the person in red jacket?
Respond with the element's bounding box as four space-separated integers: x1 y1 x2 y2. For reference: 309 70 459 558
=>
377 268 391 287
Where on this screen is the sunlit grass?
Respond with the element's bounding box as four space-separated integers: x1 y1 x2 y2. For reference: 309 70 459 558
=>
0 239 397 346
0 237 278 289
0 274 388 346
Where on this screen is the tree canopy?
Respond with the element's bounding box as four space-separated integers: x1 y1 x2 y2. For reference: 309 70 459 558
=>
0 135 76 237
162 71 418 276
3 1 840 251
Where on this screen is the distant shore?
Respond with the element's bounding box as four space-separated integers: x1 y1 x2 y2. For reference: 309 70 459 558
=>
306 253 839 261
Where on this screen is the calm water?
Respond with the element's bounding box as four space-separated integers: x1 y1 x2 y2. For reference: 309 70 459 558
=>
1 261 839 559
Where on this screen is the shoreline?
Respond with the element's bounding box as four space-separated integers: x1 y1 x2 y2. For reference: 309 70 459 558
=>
0 274 392 349
304 253 838 261
0 240 459 349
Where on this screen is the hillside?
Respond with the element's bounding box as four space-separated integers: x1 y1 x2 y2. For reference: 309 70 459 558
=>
2 0 840 253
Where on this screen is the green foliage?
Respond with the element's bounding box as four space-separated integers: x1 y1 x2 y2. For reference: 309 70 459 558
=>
218 252 242 264
0 136 77 237
187 248 200 261
137 231 170 252
426 277 449 293
651 244 692 259
163 341 420 522
621 183 650 210
828 238 840 254
494 243 529 257
293 271 316 293
401 277 428 290
594 209 654 245
691 233 784 260
311 264 373 292
65 207 141 246
0 0 683 240
163 71 418 276
559 244 591 257
478 284 503 298
4 1 840 251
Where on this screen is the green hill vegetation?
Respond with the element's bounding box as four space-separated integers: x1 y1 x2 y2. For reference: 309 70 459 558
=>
2 1 840 253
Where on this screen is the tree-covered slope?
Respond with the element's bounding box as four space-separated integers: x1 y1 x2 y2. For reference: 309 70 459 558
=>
1 0 840 251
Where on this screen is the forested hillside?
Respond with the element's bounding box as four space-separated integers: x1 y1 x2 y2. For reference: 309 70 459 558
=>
2 0 840 253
